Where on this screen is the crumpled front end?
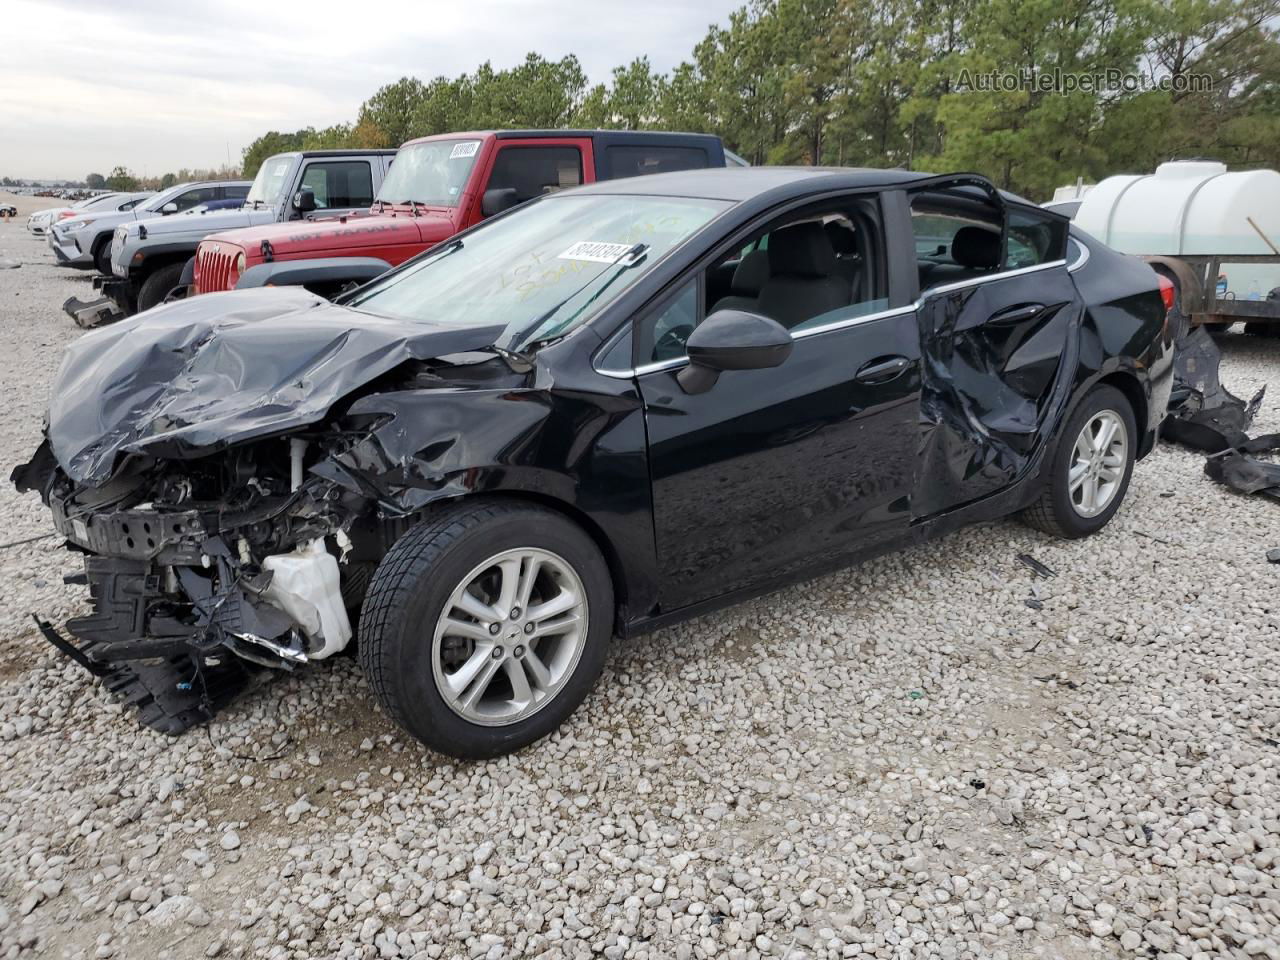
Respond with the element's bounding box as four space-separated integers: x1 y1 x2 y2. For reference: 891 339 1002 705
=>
15 433 368 732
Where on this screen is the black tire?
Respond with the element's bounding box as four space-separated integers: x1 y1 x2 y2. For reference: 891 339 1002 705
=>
93 237 113 276
1021 385 1137 539
136 263 185 313
359 500 614 759
1244 322 1280 337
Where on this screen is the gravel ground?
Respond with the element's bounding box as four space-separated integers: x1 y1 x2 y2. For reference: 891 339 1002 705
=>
0 219 1277 960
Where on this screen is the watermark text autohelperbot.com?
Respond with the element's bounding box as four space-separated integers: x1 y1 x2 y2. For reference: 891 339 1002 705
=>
954 68 1212 95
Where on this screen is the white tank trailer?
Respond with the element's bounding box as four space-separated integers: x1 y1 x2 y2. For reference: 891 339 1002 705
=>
1074 161 1280 331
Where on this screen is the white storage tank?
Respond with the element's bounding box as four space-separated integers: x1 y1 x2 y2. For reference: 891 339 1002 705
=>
1074 161 1280 299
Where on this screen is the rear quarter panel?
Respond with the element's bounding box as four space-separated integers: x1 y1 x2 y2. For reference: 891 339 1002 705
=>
1067 229 1173 449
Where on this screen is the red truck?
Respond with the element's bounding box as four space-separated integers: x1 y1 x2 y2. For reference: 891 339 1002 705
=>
194 129 739 297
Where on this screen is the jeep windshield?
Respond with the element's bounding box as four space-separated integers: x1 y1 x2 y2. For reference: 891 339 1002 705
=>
346 193 729 351
375 140 482 208
244 157 294 207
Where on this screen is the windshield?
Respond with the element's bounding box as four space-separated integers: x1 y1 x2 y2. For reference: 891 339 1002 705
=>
376 140 481 207
245 156 294 206
348 193 729 351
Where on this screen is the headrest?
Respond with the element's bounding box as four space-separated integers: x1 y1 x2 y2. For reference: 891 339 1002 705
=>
731 250 770 296
951 226 1000 269
824 221 858 257
768 221 838 277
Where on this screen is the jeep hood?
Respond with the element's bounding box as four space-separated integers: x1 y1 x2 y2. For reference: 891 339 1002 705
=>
48 286 505 486
207 211 454 257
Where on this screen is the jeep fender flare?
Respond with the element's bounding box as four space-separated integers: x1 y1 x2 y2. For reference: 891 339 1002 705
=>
235 257 394 292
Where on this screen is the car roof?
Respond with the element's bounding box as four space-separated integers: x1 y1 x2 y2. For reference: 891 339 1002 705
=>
273 149 399 159
565 166 935 201
404 130 723 147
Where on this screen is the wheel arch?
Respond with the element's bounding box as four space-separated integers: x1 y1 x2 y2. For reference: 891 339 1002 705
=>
401 489 632 637
1094 370 1151 459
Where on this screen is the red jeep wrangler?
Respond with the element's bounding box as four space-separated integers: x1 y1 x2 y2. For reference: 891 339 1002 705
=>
194 129 737 297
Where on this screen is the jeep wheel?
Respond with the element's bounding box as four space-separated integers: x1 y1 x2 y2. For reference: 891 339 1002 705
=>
359 501 614 759
137 263 185 313
1021 384 1137 539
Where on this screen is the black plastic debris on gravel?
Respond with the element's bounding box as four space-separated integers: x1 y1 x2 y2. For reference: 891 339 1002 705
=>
1017 554 1057 579
1163 326 1277 502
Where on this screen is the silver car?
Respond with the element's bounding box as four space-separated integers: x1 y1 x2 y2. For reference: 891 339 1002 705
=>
49 181 249 272
26 192 148 235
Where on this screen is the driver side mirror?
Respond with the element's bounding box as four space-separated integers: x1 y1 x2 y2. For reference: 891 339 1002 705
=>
677 309 793 394
160 201 178 214
292 187 316 214
481 187 520 218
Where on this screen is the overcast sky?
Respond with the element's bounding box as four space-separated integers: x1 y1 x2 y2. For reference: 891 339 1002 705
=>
0 0 742 181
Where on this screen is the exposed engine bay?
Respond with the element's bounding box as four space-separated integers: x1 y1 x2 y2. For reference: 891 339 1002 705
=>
11 287 534 732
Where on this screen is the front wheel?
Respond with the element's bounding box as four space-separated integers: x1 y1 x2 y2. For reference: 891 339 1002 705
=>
359 501 614 759
1021 384 1137 539
136 262 185 313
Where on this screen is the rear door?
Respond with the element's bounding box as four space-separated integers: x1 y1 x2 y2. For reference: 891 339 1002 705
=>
907 180 1078 518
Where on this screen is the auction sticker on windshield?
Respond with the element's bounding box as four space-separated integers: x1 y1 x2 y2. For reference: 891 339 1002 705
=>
449 141 480 159
558 241 637 264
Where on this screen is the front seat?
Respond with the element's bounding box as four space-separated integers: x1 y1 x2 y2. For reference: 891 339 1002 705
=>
711 250 770 314
756 222 850 329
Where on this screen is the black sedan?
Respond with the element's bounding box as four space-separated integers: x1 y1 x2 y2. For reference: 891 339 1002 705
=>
14 167 1173 758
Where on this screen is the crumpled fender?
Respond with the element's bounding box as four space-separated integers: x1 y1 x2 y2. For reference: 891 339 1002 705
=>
46 285 504 486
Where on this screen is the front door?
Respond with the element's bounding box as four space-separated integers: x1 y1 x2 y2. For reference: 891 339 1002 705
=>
636 198 922 611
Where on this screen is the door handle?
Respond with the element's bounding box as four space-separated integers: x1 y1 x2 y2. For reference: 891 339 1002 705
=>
987 303 1046 326
854 355 911 384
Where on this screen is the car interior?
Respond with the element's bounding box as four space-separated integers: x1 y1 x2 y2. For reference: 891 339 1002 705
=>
631 191 1065 367
638 200 889 364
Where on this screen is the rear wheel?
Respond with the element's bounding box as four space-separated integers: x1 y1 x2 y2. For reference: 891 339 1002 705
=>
359 501 614 759
136 263 185 313
1021 385 1136 539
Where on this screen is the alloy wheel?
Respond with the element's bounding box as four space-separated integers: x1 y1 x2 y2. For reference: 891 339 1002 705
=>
1068 409 1128 518
431 548 588 726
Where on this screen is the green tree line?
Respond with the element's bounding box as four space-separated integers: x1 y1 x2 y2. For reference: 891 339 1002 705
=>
239 0 1279 200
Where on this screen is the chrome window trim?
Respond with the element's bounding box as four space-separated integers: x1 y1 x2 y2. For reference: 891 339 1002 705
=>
594 259 1070 378
1067 239 1090 272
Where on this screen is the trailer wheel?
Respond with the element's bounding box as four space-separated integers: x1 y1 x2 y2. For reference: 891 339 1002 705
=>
1151 266 1189 341
1244 322 1280 337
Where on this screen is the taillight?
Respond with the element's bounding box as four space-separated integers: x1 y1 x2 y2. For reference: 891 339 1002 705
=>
1157 275 1176 313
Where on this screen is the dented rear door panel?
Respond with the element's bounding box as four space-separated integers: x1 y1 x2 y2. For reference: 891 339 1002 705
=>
912 265 1082 519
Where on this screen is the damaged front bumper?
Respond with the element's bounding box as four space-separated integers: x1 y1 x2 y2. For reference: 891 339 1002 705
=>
22 453 357 732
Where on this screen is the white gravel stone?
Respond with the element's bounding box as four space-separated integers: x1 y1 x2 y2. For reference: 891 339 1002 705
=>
1 221 1279 959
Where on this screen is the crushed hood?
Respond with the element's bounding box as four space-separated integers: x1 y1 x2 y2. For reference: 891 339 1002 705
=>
49 286 505 486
